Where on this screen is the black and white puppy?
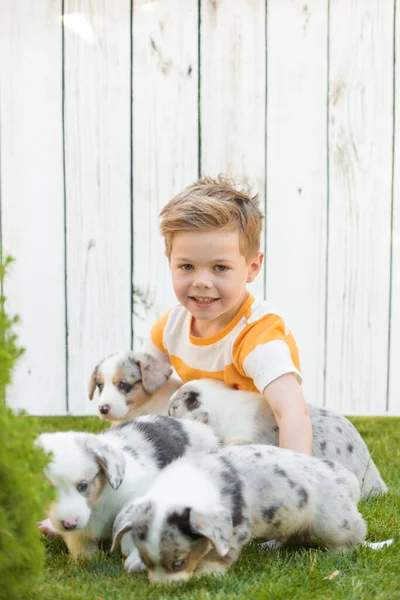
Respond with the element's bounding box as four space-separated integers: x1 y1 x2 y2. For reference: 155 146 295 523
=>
112 445 367 583
36 416 219 561
168 379 387 497
88 352 181 423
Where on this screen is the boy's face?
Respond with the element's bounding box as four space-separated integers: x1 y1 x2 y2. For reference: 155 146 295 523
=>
169 229 263 333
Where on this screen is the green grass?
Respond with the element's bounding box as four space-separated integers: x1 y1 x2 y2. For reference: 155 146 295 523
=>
26 416 400 600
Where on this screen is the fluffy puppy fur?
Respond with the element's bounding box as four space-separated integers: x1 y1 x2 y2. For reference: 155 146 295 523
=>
112 445 367 583
36 415 219 560
168 379 387 497
88 351 181 423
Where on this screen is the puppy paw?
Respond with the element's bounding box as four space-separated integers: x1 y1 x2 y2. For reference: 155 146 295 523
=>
260 539 284 551
37 518 62 537
124 550 146 573
194 560 228 578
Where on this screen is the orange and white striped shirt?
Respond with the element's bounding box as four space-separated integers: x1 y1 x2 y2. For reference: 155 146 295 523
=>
147 294 301 393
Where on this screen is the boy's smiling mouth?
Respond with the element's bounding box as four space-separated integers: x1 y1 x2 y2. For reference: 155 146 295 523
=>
190 296 219 306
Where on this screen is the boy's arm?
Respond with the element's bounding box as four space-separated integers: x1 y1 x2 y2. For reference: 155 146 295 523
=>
142 338 171 364
141 309 172 363
263 373 312 455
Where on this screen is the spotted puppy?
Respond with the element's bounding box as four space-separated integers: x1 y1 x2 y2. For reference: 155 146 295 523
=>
36 415 219 561
88 351 181 423
112 444 367 583
168 379 387 497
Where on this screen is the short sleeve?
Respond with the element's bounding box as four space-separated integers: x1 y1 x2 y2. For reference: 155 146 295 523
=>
233 313 301 393
149 310 172 355
142 339 171 365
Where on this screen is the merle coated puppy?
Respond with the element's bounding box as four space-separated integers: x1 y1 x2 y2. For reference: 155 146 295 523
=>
112 444 367 583
36 415 219 560
168 379 387 497
88 351 182 423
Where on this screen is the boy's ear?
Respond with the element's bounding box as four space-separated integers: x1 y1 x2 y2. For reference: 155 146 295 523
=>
247 252 264 283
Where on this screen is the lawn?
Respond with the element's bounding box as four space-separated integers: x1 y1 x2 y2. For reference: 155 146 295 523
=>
27 416 400 600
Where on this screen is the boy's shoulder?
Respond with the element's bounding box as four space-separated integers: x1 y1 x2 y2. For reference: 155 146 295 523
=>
151 303 188 332
245 295 284 322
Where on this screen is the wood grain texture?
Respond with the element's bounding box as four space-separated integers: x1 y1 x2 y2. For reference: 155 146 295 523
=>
388 0 399 414
64 1 131 414
132 0 199 348
265 0 328 407
326 0 394 414
0 0 66 415
1 1 398 416
200 0 266 299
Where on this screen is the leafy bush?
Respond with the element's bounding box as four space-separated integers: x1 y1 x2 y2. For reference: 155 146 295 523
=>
0 257 54 600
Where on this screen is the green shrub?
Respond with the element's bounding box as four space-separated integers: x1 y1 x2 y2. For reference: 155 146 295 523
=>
0 257 24 406
0 257 54 600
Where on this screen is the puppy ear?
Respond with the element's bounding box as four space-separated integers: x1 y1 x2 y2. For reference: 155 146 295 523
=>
135 352 172 394
111 503 135 552
111 499 154 552
83 435 126 490
189 505 232 556
88 367 98 400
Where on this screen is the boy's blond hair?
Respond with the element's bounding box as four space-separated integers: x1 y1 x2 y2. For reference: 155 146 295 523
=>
160 176 264 260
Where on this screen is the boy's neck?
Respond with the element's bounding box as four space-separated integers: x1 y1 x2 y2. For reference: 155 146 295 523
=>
191 319 221 339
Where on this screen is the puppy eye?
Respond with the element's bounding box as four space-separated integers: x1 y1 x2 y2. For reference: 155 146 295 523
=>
76 482 88 493
171 558 186 571
96 382 103 392
118 381 133 393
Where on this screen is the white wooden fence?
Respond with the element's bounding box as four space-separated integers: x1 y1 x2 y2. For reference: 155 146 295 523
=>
0 0 399 416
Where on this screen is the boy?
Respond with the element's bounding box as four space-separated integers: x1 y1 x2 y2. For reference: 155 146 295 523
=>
146 176 312 455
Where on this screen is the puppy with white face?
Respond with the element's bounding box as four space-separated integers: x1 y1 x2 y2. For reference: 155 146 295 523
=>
36 415 220 560
112 445 367 583
37 431 125 555
168 379 387 498
89 351 181 423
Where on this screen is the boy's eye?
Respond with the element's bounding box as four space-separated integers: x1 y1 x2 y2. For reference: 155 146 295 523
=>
214 265 228 272
179 264 194 271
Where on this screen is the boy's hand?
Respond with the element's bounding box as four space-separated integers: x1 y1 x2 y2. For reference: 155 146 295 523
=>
263 373 312 455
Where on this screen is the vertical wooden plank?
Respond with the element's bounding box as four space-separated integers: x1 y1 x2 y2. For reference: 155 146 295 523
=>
64 1 131 414
326 0 394 414
388 1 399 415
201 0 266 299
0 0 66 415
132 0 199 347
266 0 328 407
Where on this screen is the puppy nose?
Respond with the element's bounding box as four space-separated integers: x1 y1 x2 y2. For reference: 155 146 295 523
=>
99 404 110 415
61 519 78 530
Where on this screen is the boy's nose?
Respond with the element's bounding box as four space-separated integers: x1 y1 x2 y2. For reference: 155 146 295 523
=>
193 278 212 289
